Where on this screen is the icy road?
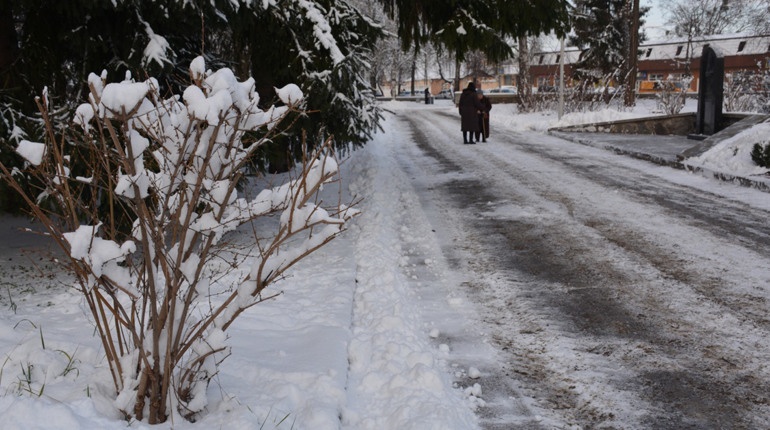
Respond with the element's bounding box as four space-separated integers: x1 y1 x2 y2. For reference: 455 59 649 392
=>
388 104 770 429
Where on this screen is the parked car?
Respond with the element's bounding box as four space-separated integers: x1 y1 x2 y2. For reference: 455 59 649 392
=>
397 89 429 97
592 86 617 94
488 86 517 94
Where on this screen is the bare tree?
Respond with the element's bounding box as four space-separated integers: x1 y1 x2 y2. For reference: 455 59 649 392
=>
516 36 544 112
465 50 491 88
663 0 752 36
745 0 770 35
435 48 457 88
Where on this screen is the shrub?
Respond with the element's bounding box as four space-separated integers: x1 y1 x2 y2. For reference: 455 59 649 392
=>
0 57 358 423
750 142 770 168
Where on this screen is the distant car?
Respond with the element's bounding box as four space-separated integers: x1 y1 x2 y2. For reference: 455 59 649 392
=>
436 89 454 99
591 86 617 94
537 85 557 93
397 89 429 97
488 86 517 94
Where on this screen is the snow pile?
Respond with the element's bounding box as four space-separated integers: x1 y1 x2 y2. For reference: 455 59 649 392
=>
491 104 654 132
685 120 770 177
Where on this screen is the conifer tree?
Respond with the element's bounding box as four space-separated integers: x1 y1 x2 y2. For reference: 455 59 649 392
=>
569 0 648 95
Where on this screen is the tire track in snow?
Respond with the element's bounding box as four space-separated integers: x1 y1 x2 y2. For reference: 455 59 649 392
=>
395 107 770 429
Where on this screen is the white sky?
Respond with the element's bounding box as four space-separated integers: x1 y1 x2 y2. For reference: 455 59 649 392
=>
642 0 670 40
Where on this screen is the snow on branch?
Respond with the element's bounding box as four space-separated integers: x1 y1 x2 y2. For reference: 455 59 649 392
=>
1 55 359 423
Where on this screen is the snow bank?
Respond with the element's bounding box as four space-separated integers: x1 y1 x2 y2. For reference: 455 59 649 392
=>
685 120 770 177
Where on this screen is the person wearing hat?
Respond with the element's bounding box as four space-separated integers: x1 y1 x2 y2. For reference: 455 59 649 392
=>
458 82 484 144
475 89 492 142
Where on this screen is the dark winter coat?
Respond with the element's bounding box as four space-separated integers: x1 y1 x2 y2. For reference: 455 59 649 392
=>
477 96 492 137
458 88 484 132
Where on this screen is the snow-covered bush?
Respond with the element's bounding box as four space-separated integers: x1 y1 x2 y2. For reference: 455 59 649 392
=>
656 76 692 115
0 57 358 423
724 69 770 113
750 142 770 168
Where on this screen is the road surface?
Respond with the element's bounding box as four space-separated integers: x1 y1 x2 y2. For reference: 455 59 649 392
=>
391 107 770 429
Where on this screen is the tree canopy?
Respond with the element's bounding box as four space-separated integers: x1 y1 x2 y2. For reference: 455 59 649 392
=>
569 0 648 84
662 0 770 37
377 0 571 62
0 0 384 185
1 0 572 210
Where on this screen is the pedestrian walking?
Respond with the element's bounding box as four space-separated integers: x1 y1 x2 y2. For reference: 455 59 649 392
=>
475 90 492 142
458 82 484 144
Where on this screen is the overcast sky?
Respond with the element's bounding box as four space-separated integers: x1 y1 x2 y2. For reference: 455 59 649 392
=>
641 0 669 40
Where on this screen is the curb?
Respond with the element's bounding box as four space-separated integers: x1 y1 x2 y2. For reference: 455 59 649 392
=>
549 130 770 193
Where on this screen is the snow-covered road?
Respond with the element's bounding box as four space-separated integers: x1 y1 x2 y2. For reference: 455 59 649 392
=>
3 100 770 430
389 104 770 428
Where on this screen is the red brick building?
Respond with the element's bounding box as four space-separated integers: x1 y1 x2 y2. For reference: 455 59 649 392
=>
522 34 770 93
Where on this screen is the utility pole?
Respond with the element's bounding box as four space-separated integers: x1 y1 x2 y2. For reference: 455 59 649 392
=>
624 0 640 107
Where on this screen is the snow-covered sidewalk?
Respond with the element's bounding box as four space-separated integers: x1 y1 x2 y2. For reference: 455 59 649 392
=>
0 108 481 430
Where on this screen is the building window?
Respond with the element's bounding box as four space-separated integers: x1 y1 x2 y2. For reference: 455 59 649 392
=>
650 73 664 81
675 46 683 56
738 41 746 52
646 48 653 58
538 55 545 64
555 54 561 63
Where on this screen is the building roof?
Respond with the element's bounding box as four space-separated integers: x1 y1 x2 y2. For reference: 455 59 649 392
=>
532 33 770 66
641 33 770 61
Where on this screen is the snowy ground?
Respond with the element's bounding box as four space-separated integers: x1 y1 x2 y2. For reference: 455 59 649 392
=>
0 97 768 429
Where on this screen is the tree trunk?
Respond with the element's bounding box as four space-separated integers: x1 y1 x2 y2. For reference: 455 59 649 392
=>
410 50 416 94
624 0 640 107
517 38 533 112
454 56 461 92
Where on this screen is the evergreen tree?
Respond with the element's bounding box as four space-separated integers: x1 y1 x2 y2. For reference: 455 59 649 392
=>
377 0 571 62
1 0 383 196
2 0 571 192
569 0 648 87
231 0 384 171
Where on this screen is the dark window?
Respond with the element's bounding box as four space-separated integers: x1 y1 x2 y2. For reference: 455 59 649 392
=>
675 46 683 56
555 54 561 63
738 41 746 52
646 48 653 57
539 55 544 64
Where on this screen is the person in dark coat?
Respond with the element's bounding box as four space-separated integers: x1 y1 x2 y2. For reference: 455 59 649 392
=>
475 90 492 142
458 82 484 144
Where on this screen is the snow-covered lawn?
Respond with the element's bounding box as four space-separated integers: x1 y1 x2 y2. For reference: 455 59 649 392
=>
0 98 766 429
